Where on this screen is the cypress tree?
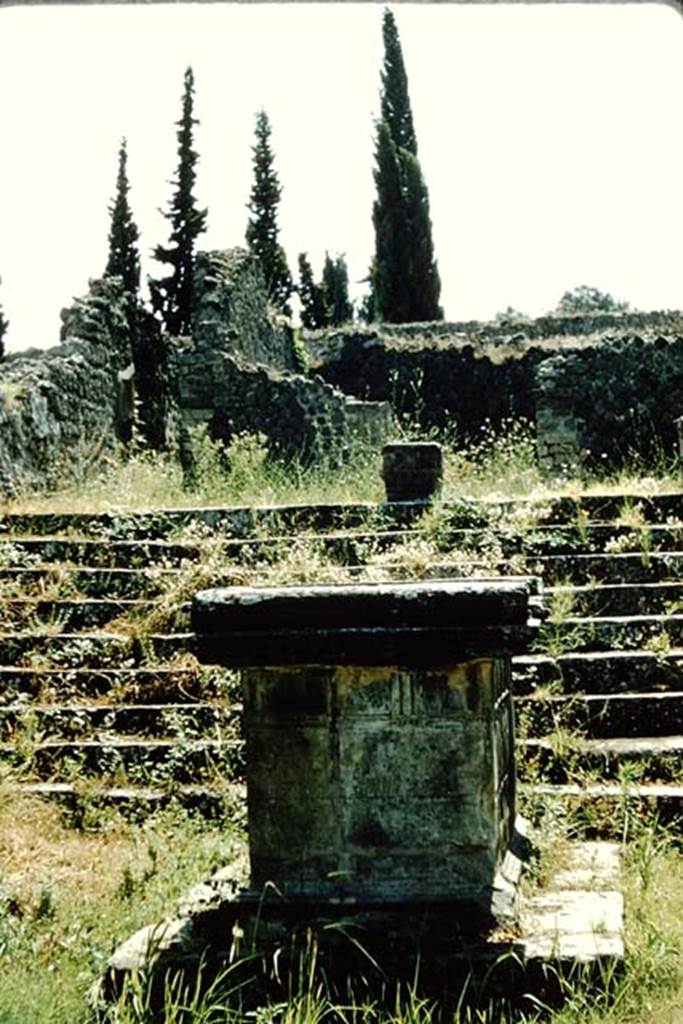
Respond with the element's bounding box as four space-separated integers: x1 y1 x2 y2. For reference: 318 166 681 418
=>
246 110 292 311
372 8 442 323
380 8 417 156
322 253 354 325
297 253 326 329
150 66 208 337
402 152 442 321
372 120 410 323
0 284 7 359
105 138 141 300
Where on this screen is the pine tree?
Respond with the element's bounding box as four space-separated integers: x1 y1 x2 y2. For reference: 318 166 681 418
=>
105 138 141 300
150 67 207 336
322 253 354 325
297 253 326 328
246 110 292 311
372 8 442 323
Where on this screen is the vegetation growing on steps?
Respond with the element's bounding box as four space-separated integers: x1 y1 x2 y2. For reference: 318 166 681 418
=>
0 422 682 1018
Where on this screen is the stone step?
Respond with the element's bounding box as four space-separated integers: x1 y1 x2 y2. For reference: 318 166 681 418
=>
0 530 430 571
2 492 682 540
0 598 180 631
523 551 683 585
547 581 683 617
522 781 683 835
520 734 683 783
0 566 179 598
516 691 683 739
535 614 683 654
0 736 244 783
0 502 425 541
0 632 194 668
513 650 683 695
436 523 683 558
383 553 683 586
0 537 204 569
0 702 241 741
3 523 682 577
12 780 245 821
0 666 236 705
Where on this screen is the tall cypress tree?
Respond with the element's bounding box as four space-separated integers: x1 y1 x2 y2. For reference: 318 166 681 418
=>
246 110 292 311
380 8 417 156
372 120 410 324
402 152 442 322
0 282 7 360
105 138 141 300
150 66 207 336
372 8 442 323
322 253 354 325
297 253 326 328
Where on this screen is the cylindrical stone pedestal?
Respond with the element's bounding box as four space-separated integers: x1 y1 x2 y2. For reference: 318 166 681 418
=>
381 441 443 502
193 580 539 921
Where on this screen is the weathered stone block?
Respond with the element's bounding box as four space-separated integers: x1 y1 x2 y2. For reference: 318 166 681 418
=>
193 580 540 917
382 441 443 502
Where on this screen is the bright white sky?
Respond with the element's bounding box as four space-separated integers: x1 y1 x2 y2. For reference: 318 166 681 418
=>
0 2 682 351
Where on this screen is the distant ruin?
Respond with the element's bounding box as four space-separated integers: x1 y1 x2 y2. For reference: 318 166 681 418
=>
306 310 683 476
0 250 681 496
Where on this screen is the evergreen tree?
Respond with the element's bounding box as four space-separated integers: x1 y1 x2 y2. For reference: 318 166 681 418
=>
150 66 207 336
371 8 442 323
0 283 7 359
246 110 292 311
402 152 442 321
297 253 326 328
380 8 417 156
105 138 141 300
322 253 354 325
372 120 410 323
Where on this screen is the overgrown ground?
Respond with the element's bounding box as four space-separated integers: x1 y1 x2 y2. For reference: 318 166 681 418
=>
6 420 680 515
1 421 682 1022
0 792 682 1024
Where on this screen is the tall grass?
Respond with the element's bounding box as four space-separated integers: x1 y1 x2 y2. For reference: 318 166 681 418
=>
1 786 681 1024
5 420 679 517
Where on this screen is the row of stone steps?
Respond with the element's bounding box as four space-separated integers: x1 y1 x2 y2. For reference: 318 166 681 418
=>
0 493 681 833
2 491 681 538
516 690 683 737
0 736 243 783
0 701 240 739
0 553 681 604
2 725 680 785
1 523 682 569
0 580 679 624
0 652 679 697
0 615 676 668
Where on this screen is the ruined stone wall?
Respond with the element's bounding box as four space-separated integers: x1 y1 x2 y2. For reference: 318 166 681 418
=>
192 249 300 372
536 334 683 475
177 341 394 466
0 278 133 495
307 313 683 456
306 328 540 438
